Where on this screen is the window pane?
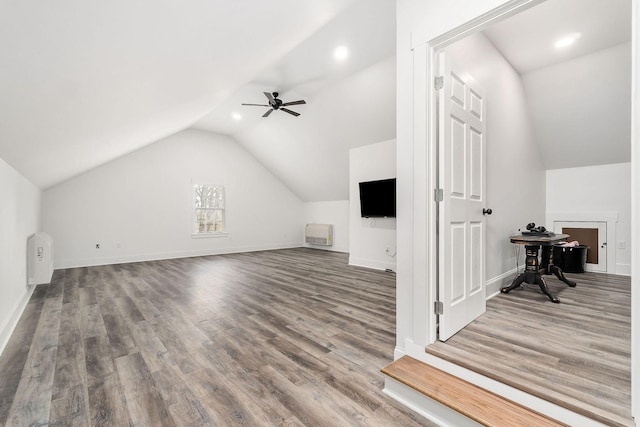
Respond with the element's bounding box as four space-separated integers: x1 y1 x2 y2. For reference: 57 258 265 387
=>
194 185 224 209
195 208 206 233
193 184 225 234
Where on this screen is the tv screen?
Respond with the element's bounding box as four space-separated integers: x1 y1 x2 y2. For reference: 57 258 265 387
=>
359 178 396 218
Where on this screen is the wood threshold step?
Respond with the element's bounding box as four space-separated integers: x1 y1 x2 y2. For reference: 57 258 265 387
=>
381 356 567 427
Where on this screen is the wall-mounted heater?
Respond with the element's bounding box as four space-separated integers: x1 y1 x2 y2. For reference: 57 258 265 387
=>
305 223 334 246
27 232 54 285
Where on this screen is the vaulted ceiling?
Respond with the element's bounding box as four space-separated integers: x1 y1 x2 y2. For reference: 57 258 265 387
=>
482 0 632 170
193 1 397 201
0 0 365 189
0 0 632 202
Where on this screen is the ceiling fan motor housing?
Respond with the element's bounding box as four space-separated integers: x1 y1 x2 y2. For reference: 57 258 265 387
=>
270 93 282 109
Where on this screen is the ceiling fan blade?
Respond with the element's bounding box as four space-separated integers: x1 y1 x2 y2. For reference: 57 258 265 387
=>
281 100 306 107
262 109 274 117
280 108 300 117
242 103 269 107
263 92 275 104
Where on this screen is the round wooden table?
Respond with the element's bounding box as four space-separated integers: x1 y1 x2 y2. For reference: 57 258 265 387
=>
500 233 577 303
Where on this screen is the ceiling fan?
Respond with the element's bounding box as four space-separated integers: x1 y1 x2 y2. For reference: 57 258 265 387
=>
242 92 306 117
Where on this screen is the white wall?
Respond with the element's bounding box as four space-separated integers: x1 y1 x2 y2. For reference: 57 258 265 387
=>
303 200 349 253
522 43 631 169
43 129 304 268
523 42 631 170
546 162 631 275
349 139 397 271
445 32 546 293
0 158 41 354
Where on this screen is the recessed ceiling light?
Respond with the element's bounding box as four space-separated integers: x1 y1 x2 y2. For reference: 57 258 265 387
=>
334 45 349 61
554 33 581 49
231 112 242 121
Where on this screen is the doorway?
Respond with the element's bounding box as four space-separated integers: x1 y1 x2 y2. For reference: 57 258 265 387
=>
432 0 632 335
427 0 634 422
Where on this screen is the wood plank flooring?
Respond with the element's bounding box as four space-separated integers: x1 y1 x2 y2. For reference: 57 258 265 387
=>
427 272 632 427
0 248 436 426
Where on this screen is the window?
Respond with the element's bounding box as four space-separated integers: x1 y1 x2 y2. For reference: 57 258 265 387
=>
193 184 225 236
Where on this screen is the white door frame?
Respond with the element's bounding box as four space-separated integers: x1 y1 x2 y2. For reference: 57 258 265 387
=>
419 0 639 420
424 0 546 348
630 0 639 418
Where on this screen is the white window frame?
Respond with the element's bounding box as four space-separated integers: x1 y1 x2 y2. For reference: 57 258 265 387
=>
191 183 227 238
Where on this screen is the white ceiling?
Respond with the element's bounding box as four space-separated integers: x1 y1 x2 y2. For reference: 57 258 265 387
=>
193 0 397 201
483 0 632 170
0 0 358 189
0 0 632 200
483 0 631 74
522 42 631 169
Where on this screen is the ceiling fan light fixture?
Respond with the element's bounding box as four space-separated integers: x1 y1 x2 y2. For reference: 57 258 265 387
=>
554 33 581 49
334 45 349 61
241 92 306 118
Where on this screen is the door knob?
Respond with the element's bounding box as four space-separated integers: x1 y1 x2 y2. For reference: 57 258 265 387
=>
483 208 493 215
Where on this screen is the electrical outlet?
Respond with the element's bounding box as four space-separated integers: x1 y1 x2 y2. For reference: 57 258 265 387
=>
95 243 100 249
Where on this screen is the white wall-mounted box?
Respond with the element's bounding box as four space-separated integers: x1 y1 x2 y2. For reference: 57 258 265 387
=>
305 223 334 246
27 232 54 285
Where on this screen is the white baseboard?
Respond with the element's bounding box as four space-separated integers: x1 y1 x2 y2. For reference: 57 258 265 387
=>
616 263 631 276
348 256 396 272
0 284 37 357
486 263 632 289
54 242 304 269
302 243 349 253
486 266 523 299
394 345 407 360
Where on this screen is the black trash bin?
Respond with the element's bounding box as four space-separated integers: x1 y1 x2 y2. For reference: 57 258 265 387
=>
552 245 589 273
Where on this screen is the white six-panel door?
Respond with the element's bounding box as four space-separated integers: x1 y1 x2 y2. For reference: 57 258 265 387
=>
437 52 487 341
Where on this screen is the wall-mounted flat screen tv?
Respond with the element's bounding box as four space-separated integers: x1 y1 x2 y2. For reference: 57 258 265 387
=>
359 178 396 218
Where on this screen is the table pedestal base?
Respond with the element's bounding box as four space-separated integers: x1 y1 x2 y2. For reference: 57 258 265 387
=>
500 244 576 303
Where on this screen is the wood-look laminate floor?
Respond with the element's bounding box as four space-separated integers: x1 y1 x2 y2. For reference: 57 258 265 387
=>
427 272 632 427
0 248 436 427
